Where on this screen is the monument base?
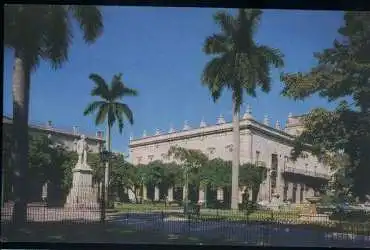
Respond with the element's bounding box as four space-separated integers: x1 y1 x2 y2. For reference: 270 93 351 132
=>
64 164 100 209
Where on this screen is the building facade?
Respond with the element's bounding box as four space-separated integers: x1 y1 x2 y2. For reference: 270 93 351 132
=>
128 106 330 204
2 115 105 153
2 115 106 203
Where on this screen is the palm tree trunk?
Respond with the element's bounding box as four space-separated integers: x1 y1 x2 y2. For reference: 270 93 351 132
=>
104 125 111 209
12 52 31 224
231 95 240 210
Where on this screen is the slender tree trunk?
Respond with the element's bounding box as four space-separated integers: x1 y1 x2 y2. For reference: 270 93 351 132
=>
231 95 240 210
104 125 111 209
12 52 31 224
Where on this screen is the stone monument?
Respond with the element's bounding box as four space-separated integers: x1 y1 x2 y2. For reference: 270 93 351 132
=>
65 135 99 209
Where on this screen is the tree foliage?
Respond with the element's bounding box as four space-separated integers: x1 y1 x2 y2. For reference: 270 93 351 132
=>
201 158 232 189
83 73 138 133
201 9 285 109
240 163 267 202
280 12 370 200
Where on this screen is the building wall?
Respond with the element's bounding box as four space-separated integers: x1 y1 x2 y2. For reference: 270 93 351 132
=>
3 117 104 153
128 116 330 204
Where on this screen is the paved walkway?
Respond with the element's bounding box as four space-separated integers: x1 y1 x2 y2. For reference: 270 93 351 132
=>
111 213 370 247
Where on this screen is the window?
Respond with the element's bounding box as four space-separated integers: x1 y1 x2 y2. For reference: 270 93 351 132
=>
256 151 260 163
148 155 154 162
270 154 278 190
207 147 216 155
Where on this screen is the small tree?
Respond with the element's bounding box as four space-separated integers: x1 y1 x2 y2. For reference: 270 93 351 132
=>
168 146 208 210
239 163 267 203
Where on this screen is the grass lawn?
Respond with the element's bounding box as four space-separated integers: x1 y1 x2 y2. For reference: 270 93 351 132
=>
1 221 227 244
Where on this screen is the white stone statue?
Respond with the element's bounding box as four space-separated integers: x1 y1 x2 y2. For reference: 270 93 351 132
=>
76 134 89 166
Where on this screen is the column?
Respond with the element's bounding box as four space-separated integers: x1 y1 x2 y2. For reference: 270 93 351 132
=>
245 129 253 163
128 187 136 202
154 186 160 201
267 169 272 201
287 182 293 202
142 185 148 201
217 188 224 201
167 187 173 202
296 184 302 204
183 185 187 201
199 188 205 202
238 187 243 204
276 157 284 198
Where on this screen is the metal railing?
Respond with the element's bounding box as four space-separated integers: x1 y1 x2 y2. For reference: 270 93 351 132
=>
1 202 369 246
283 166 330 179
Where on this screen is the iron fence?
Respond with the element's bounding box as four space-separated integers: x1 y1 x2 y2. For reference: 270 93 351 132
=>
2 202 370 247
107 206 370 246
1 201 102 224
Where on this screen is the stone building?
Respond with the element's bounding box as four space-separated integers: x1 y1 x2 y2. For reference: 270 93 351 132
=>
2 115 105 153
128 105 330 205
2 115 105 202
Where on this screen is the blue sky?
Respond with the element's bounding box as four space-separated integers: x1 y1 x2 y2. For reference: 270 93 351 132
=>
3 7 344 153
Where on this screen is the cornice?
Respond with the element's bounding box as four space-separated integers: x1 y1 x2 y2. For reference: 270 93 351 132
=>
129 118 299 149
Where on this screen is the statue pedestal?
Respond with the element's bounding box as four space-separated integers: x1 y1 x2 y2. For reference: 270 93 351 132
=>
65 163 100 209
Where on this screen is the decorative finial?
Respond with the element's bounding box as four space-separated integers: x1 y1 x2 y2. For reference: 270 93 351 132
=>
200 117 207 128
217 114 226 125
275 120 281 130
142 130 147 137
183 120 191 131
129 133 134 141
169 123 175 133
243 104 253 119
155 129 161 136
287 112 293 125
263 114 270 126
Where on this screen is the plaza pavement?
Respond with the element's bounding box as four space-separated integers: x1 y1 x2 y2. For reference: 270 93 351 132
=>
1 204 369 247
110 212 370 247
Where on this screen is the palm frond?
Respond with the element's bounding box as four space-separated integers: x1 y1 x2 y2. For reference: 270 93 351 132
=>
83 100 106 116
114 105 125 134
213 11 236 38
115 103 134 125
256 45 284 69
201 54 232 102
95 103 109 125
203 34 231 55
110 73 139 100
89 73 110 99
40 6 71 70
69 5 103 44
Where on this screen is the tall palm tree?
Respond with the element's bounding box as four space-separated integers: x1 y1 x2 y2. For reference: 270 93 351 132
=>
84 73 138 211
201 9 284 209
4 5 103 223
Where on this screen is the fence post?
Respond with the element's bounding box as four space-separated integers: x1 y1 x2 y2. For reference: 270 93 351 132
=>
100 185 106 223
188 213 191 233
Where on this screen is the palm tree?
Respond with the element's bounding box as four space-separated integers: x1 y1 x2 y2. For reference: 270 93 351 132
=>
201 9 284 209
4 5 103 223
83 73 138 211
